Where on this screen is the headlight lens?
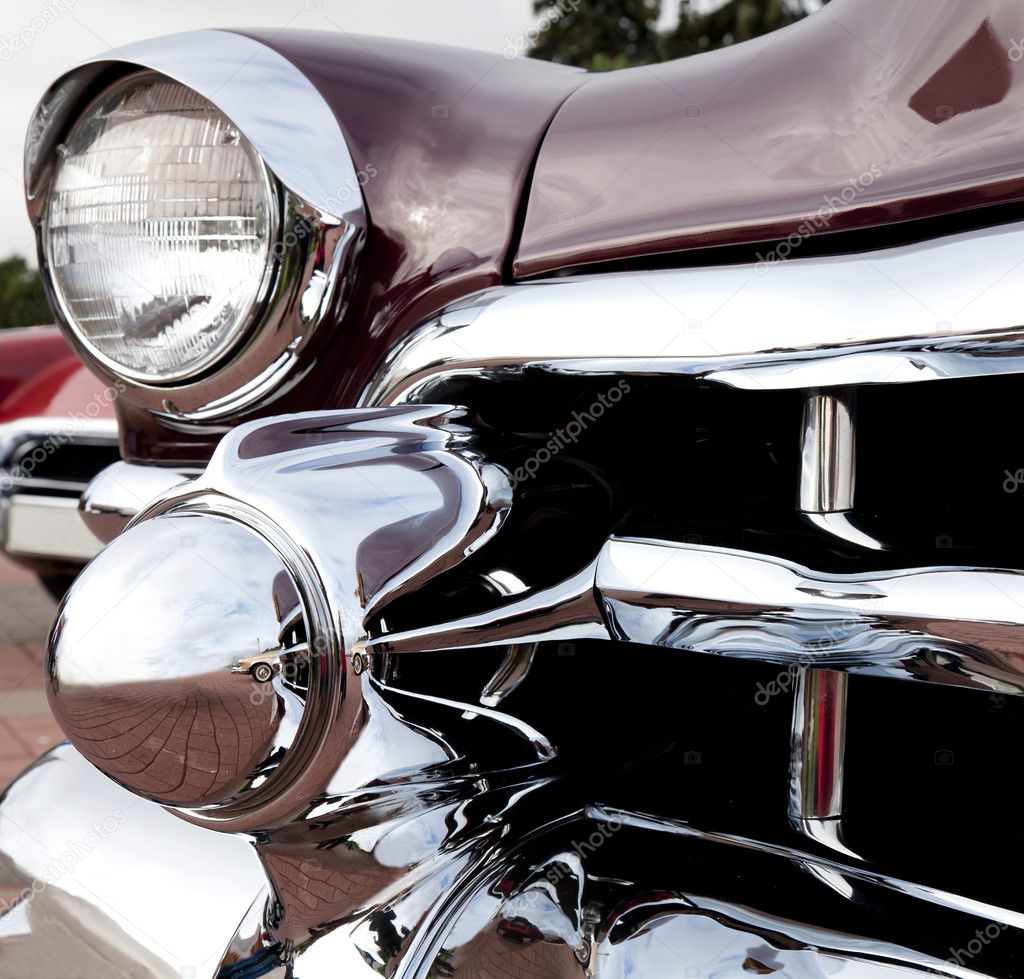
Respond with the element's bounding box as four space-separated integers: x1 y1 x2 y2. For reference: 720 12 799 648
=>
44 71 275 383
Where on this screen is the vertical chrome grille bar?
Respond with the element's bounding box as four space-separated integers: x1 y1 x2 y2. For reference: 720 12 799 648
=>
799 390 856 513
792 389 856 856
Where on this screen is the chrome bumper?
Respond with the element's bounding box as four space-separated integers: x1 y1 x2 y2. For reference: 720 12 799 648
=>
0 417 190 564
0 417 119 564
0 745 266 979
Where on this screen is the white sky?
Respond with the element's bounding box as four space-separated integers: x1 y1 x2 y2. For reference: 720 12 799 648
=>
0 0 540 260
0 0 799 261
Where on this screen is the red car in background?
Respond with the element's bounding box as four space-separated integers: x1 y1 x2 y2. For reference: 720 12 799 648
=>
0 326 117 595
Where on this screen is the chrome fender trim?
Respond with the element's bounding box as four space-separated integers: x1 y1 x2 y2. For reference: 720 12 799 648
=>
25 30 363 232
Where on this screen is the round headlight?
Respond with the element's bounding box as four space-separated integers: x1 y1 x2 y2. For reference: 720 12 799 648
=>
43 71 276 383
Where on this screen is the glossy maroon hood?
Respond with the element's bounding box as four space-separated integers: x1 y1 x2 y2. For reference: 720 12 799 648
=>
516 0 1024 275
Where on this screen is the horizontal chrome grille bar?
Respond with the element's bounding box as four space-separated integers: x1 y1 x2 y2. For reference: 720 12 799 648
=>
362 221 1024 405
599 537 1024 696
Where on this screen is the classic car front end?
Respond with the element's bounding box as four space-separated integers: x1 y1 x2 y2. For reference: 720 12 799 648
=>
4 2 1024 976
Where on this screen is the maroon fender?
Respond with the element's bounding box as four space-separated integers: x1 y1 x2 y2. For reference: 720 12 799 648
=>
516 0 1024 275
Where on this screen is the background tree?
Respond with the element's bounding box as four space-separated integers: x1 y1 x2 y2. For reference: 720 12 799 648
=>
0 256 49 330
669 0 815 56
529 0 825 69
528 0 665 71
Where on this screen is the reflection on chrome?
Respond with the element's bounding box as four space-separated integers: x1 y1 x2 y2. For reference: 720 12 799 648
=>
598 536 1024 695
18 404 1024 976
47 406 515 831
0 745 266 978
78 460 195 544
362 222 1024 408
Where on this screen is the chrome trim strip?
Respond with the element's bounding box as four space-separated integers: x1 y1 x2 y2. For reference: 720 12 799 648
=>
0 416 119 561
362 221 1024 406
25 30 367 421
366 559 607 655
588 804 1024 932
0 416 119 475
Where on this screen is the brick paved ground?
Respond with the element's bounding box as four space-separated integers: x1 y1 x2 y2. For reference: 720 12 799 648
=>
0 556 65 792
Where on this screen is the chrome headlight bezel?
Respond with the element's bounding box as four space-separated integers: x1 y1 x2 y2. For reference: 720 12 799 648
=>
40 68 283 387
25 30 367 421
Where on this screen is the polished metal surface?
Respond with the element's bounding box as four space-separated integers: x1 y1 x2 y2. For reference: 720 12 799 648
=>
25 30 366 420
598 536 1024 695
789 668 854 863
797 388 883 550
790 668 848 823
361 221 1024 407
397 801 1015 979
25 406 1024 976
49 513 315 809
0 417 118 482
5 743 1014 978
0 744 266 979
79 461 194 544
480 643 537 708
1 416 119 561
4 495 102 562
799 391 855 514
366 559 607 656
25 32 363 225
48 407 514 831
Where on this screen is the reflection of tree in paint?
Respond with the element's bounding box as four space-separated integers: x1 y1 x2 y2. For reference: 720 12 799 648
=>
529 0 828 71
